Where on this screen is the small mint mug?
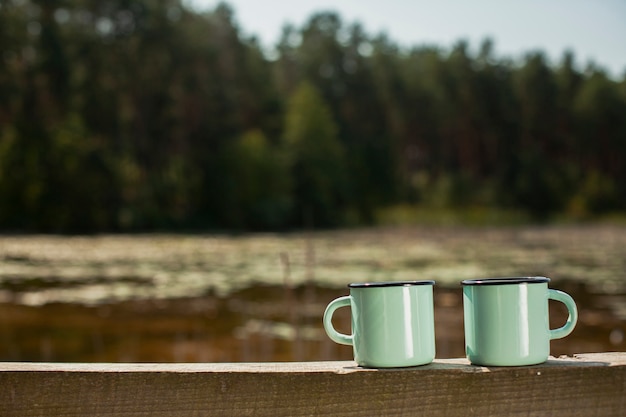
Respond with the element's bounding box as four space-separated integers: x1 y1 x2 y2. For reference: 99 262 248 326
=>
462 276 578 366
323 280 436 368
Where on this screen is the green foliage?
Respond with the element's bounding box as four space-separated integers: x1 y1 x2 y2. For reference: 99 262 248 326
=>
569 171 620 216
217 130 292 229
283 82 346 226
0 0 625 232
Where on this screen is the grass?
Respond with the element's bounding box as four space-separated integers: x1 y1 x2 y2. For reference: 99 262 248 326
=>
376 205 532 227
377 204 626 227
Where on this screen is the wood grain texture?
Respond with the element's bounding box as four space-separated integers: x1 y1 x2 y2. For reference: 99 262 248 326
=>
1 353 625 417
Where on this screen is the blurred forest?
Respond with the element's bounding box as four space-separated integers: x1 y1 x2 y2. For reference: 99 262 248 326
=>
0 0 625 232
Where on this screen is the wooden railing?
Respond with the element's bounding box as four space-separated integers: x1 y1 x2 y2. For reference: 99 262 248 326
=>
1 352 625 416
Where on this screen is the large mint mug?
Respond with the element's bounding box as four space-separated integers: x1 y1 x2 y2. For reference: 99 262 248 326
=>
323 280 436 368
462 276 578 366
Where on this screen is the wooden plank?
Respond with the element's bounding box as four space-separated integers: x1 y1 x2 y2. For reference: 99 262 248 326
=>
1 353 625 417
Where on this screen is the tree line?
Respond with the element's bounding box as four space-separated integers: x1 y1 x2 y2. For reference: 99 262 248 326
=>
0 0 625 232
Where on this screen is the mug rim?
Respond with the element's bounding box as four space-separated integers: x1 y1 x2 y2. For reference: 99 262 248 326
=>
461 276 550 286
348 280 435 288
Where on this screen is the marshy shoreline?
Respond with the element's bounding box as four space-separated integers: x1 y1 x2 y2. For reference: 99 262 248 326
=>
1 224 625 362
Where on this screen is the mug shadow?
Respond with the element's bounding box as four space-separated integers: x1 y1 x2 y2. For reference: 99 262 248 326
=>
340 355 611 372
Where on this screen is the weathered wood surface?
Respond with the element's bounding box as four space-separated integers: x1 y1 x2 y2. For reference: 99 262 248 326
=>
1 352 625 417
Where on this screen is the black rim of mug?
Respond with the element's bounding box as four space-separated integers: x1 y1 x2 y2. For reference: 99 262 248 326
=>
460 276 550 286
348 280 435 288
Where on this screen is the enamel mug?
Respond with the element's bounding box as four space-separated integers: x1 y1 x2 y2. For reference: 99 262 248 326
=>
323 280 436 368
462 276 578 366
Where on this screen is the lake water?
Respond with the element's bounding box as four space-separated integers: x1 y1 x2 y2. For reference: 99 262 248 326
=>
0 225 624 362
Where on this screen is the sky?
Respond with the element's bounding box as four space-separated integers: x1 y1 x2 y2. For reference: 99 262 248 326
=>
184 0 626 78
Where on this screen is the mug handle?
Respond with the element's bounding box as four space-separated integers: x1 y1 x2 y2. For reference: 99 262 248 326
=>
323 296 353 346
548 289 578 340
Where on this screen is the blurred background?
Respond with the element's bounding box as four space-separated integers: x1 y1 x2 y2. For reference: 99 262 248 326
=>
0 0 624 363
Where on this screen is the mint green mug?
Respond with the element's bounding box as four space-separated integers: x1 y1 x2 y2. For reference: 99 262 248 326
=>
462 277 578 366
323 280 436 368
